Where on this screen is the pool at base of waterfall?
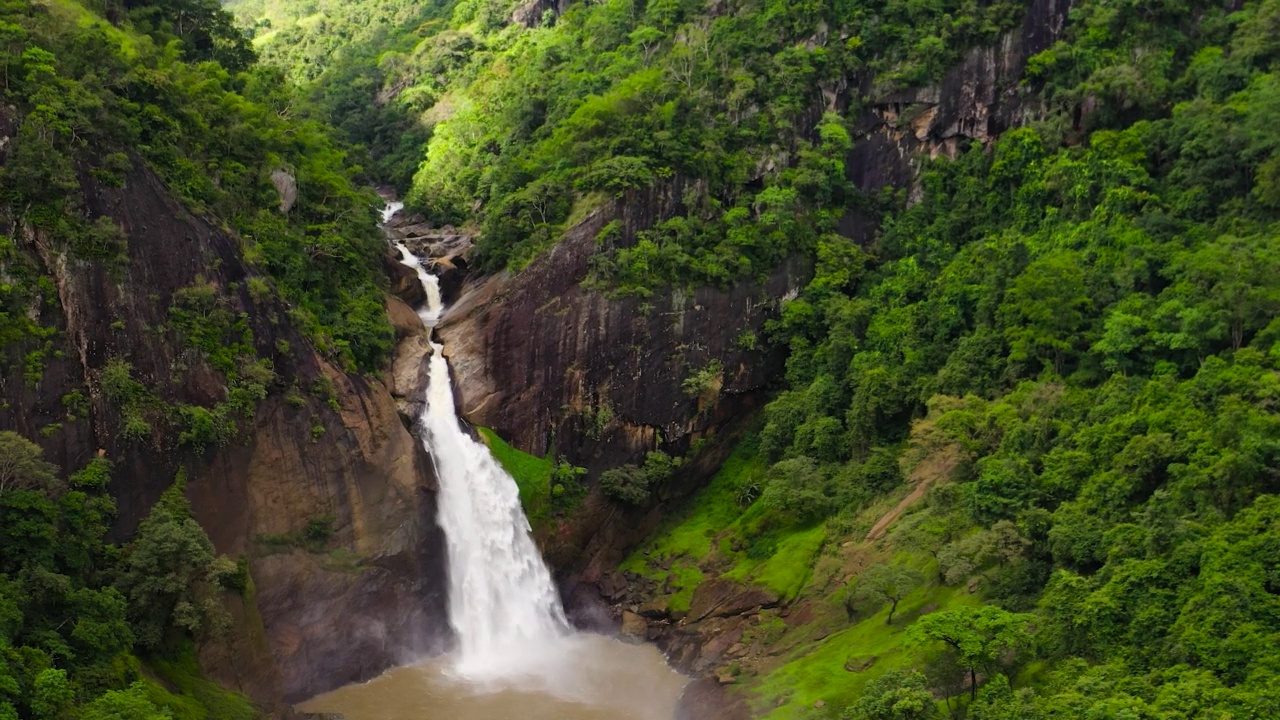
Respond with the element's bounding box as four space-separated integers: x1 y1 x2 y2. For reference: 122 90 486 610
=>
296 633 687 720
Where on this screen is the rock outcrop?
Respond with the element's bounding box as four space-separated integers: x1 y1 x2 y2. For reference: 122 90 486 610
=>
436 180 810 583
385 216 473 306
511 0 572 27
843 0 1071 232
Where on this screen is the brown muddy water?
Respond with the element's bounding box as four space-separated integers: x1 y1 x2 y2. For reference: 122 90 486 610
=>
297 634 688 720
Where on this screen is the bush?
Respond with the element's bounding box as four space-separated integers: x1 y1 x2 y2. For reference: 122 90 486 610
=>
758 456 835 525
304 515 335 544
176 405 234 451
601 451 681 506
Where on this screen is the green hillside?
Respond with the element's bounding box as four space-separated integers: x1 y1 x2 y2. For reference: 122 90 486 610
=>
234 0 1280 715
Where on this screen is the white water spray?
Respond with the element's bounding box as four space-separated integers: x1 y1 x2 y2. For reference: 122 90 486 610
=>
387 206 569 681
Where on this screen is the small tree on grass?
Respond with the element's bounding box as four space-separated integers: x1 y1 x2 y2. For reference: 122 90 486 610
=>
909 605 1035 701
842 669 940 720
848 563 923 625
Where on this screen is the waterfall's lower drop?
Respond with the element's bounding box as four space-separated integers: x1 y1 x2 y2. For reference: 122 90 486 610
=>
296 203 686 719
391 224 568 680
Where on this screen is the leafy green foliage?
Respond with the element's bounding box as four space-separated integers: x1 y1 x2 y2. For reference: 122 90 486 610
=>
117 475 235 650
600 451 680 506
848 564 923 625
477 427 588 526
0 0 392 373
0 437 244 719
0 432 59 494
233 0 1024 282
911 606 1035 701
841 669 939 720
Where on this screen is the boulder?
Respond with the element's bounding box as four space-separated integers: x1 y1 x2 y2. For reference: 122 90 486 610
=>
385 295 423 339
620 611 648 643
675 677 751 720
686 579 780 623
637 597 671 619
383 249 425 307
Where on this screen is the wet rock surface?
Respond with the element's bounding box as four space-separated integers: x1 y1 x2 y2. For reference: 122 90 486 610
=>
384 214 474 306
675 677 751 720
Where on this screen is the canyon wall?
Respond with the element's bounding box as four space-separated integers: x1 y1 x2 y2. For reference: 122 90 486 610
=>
0 131 449 709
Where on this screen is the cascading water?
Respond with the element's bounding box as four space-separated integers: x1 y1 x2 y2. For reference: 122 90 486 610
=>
389 215 568 679
297 203 686 719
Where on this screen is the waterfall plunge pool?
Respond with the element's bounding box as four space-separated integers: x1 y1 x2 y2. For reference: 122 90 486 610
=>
296 634 687 720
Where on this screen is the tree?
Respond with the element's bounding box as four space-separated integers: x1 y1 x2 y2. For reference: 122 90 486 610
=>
1165 234 1280 352
1001 253 1091 376
843 669 941 720
848 563 923 625
600 452 680 506
759 456 836 525
79 683 169 720
0 432 58 494
117 477 232 648
911 606 1036 701
31 669 72 720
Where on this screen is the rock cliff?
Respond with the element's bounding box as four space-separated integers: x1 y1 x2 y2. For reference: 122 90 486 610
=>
0 142 449 709
843 0 1070 219
435 181 811 588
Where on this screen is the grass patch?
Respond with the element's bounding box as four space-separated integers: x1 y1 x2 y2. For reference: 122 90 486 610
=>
621 440 766 572
753 584 979 718
621 438 833 605
477 427 552 522
667 564 705 613
725 524 827 602
145 642 258 720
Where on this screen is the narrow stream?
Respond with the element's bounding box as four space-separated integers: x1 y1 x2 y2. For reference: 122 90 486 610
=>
297 202 687 719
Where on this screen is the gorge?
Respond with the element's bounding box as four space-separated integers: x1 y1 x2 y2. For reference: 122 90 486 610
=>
1 0 1279 718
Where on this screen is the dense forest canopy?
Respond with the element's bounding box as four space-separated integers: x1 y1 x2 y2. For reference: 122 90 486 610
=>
232 0 1280 715
2 0 393 376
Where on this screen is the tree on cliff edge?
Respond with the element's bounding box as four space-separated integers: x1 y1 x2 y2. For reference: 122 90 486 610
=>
0 431 58 494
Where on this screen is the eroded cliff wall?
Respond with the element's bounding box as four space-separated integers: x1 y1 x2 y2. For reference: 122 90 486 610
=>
435 182 811 592
0 132 448 708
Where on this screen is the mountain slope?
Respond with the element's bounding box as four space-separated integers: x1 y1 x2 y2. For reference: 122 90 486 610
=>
232 0 1280 717
0 1 449 716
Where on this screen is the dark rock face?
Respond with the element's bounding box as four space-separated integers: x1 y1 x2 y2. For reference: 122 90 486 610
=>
0 154 449 708
676 678 751 720
511 0 571 27
186 363 451 702
437 183 811 580
686 579 780 624
384 249 426 308
844 0 1072 233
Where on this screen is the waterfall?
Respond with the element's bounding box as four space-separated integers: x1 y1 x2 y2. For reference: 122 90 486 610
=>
388 209 569 680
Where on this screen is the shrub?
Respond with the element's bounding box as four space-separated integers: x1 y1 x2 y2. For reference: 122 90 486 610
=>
758 456 836 525
601 451 681 505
